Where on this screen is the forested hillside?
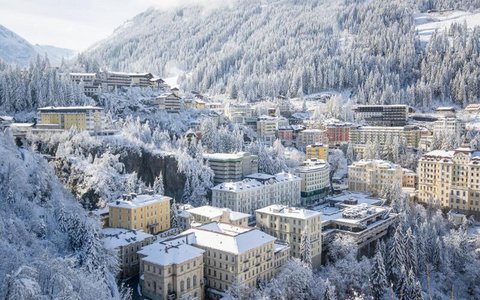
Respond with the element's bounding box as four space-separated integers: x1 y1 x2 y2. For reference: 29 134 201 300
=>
0 133 125 299
77 0 480 108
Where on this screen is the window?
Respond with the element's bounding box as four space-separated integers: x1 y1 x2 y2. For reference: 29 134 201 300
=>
187 278 191 289
193 275 197 287
180 281 185 292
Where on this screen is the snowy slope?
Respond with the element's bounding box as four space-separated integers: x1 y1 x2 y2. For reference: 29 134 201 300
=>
415 10 480 43
0 24 37 66
0 24 75 67
34 44 76 66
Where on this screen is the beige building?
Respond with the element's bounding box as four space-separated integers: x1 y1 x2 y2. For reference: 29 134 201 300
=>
257 115 278 144
37 106 103 133
182 222 280 293
203 152 258 185
211 173 301 215
109 193 171 234
186 205 251 227
349 125 422 156
417 148 480 217
297 129 328 149
138 239 205 300
256 205 322 269
102 228 154 279
294 159 330 206
348 160 403 195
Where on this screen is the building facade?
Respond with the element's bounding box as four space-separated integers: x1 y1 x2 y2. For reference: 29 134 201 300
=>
186 205 250 227
417 148 480 217
181 223 279 293
296 129 328 149
294 159 330 206
157 92 182 113
211 173 301 215
109 194 171 234
139 240 205 300
203 152 258 185
101 228 154 279
37 106 103 133
305 144 329 160
325 122 351 145
354 104 409 126
348 160 404 195
256 205 322 269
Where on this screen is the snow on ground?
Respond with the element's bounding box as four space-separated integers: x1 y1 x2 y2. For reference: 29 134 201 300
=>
290 90 352 111
415 10 480 44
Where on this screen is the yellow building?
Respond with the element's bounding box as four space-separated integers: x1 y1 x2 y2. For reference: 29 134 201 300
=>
306 144 329 160
38 106 103 133
109 193 171 234
348 160 404 195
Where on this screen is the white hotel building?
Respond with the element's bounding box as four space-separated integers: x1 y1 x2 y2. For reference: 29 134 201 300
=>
211 173 301 215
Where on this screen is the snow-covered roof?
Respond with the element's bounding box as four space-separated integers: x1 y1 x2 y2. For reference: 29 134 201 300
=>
38 106 103 111
436 106 456 111
325 191 384 206
212 179 264 192
274 242 290 253
422 150 455 159
187 205 250 220
349 159 401 171
109 194 171 209
182 222 276 254
138 240 204 266
246 173 275 181
102 228 153 250
69 72 97 76
314 203 388 226
256 205 320 220
0 116 14 121
203 152 250 161
296 159 329 172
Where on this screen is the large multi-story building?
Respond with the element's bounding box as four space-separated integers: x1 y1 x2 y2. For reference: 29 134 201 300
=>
256 205 322 269
37 106 103 133
203 152 258 185
348 160 403 195
296 129 328 149
354 104 409 126
138 239 205 300
305 144 329 160
417 147 480 217
101 228 154 279
181 222 280 293
108 193 171 234
349 125 422 156
294 159 330 206
432 117 465 137
325 121 352 145
69 73 101 96
257 115 278 144
316 192 397 257
184 205 251 228
211 173 301 215
157 92 183 113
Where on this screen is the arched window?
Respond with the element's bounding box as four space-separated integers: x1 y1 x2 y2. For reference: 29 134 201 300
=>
187 278 191 289
168 283 172 292
193 275 197 287
180 281 185 292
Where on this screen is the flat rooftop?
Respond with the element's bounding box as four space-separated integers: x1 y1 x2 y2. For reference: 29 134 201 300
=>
138 241 205 266
187 205 250 220
109 194 171 209
102 228 153 250
256 204 320 220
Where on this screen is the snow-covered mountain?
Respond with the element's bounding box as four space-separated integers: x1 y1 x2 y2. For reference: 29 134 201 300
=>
0 24 75 67
0 25 37 66
79 0 480 108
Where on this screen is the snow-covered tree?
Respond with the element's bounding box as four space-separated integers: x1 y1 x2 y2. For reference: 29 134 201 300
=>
300 226 312 268
153 172 165 195
170 198 179 229
370 243 388 300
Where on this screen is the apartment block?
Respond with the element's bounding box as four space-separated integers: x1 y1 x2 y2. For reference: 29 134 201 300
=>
108 193 171 234
417 147 480 217
305 144 329 160
349 125 422 156
101 228 154 279
211 173 301 215
256 205 322 269
203 152 258 185
296 129 328 149
37 106 103 133
157 92 182 113
294 159 330 206
181 222 279 293
138 240 205 300
325 121 352 145
257 115 278 144
348 160 403 195
432 117 465 136
354 104 409 126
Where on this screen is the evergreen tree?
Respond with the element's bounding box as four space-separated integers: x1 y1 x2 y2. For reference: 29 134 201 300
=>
324 279 337 300
153 172 165 195
405 227 418 275
370 243 388 300
300 226 312 268
170 198 179 230
387 226 406 289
